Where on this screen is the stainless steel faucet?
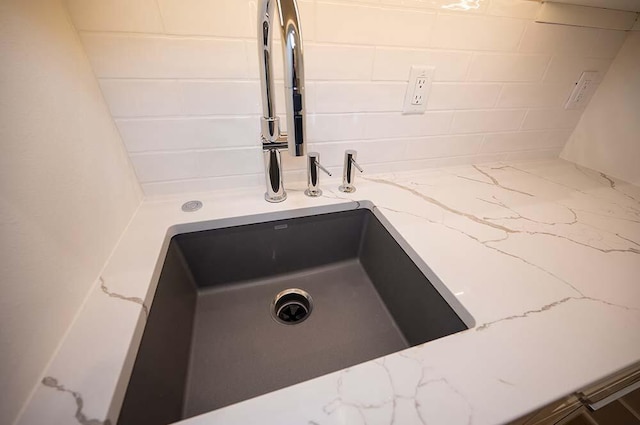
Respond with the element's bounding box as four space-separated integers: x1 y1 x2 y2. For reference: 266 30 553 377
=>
304 152 331 197
339 150 364 193
258 0 306 202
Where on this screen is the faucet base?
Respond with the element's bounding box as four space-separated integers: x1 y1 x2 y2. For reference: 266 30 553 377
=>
304 188 322 197
265 191 287 203
339 185 356 193
263 147 287 203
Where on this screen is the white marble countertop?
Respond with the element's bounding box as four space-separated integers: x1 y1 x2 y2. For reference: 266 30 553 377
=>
18 159 640 425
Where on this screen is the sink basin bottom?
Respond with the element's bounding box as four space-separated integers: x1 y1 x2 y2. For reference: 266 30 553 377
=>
187 259 407 417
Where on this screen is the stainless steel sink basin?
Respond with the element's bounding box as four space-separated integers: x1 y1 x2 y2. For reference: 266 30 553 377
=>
117 201 473 425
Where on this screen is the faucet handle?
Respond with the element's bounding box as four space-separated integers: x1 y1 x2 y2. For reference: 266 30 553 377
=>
339 150 363 193
305 152 331 197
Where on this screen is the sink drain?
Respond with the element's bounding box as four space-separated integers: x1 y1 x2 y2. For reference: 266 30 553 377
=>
271 288 313 325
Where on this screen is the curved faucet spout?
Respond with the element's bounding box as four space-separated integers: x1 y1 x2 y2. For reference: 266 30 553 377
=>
258 0 306 157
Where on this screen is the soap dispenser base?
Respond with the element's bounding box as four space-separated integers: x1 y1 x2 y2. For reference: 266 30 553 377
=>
304 189 323 197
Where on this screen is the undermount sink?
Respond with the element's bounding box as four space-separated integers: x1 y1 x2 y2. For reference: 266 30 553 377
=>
117 201 474 425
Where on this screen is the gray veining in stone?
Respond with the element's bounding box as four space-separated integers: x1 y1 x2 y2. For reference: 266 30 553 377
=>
41 377 111 425
99 277 149 318
359 166 640 332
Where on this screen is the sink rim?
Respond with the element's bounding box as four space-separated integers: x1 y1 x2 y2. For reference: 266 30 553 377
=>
116 200 476 423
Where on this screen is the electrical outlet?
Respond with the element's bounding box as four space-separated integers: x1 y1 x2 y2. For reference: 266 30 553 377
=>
565 71 600 110
403 66 435 114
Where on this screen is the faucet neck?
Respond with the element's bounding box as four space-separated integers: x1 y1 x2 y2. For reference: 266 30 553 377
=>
257 0 306 157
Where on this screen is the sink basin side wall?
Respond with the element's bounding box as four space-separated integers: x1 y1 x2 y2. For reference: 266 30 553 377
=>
175 210 367 288
359 211 468 346
117 242 198 425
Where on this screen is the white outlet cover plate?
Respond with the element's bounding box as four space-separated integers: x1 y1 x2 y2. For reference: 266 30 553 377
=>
403 66 435 114
565 71 600 109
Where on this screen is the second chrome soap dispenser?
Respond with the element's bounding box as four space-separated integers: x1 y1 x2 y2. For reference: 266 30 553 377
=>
339 150 363 193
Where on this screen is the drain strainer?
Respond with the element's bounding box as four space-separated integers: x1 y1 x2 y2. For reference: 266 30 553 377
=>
271 288 313 325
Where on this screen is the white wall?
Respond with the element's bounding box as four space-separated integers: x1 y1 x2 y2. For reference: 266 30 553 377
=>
0 1 142 423
65 0 629 196
562 31 640 185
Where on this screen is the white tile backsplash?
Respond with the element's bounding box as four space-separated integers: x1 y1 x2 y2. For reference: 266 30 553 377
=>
543 56 613 84
430 14 526 51
180 81 261 115
451 110 526 133
521 109 584 130
505 147 563 161
307 114 367 142
311 139 408 167
82 34 249 79
130 147 262 181
100 80 261 117
66 0 629 194
427 83 502 110
99 79 184 117
142 173 264 196
157 0 253 37
496 83 572 108
370 7 436 48
480 130 572 153
518 22 628 57
467 53 551 82
305 45 375 80
197 147 264 178
116 117 259 152
360 112 453 139
372 48 472 81
314 82 406 113
407 134 484 159
316 2 436 47
130 150 199 181
65 0 164 32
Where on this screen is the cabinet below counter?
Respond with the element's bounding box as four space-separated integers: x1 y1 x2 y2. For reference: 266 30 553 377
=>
513 361 640 424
